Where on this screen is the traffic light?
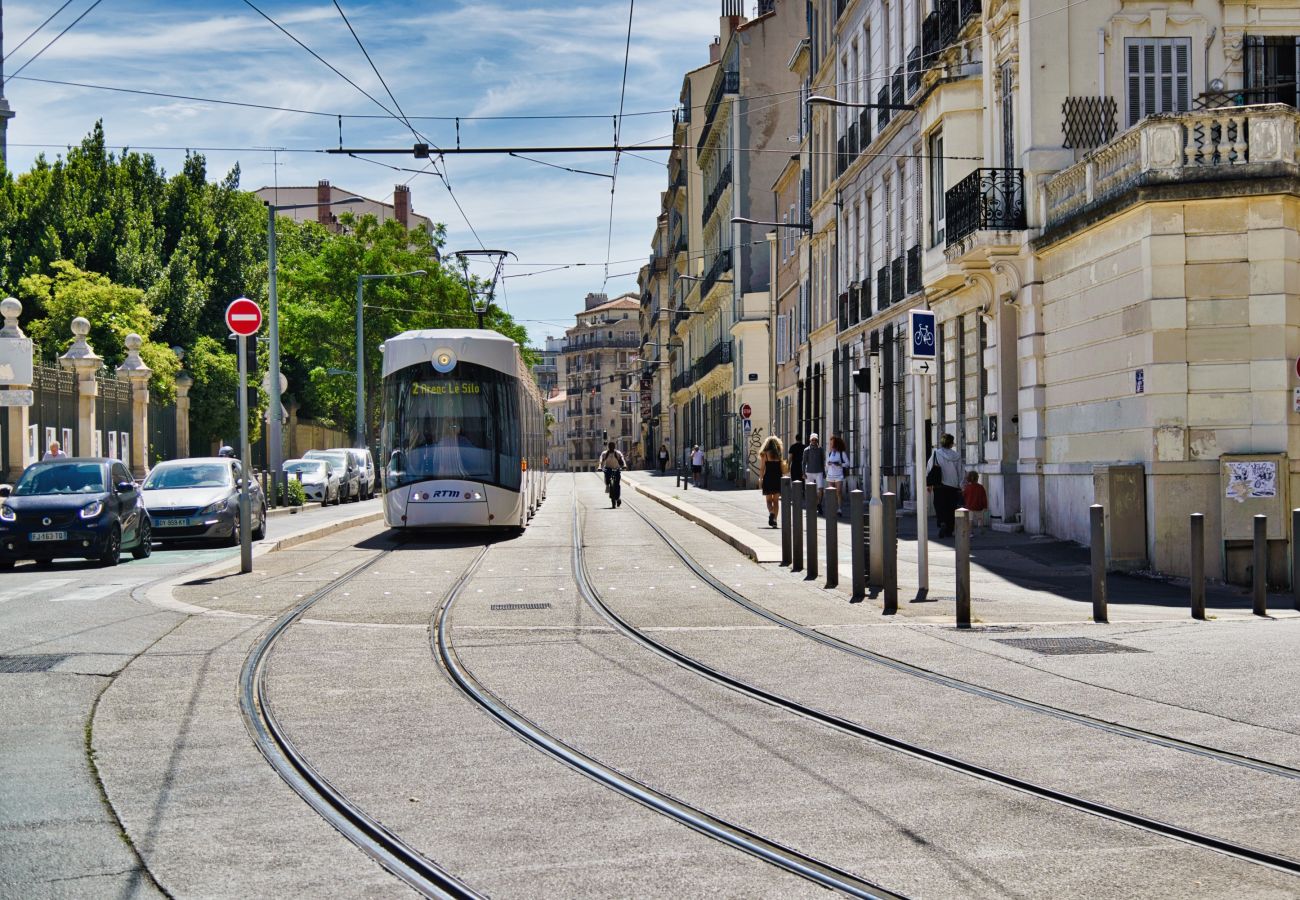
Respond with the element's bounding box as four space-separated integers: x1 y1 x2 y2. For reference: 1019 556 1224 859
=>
243 334 258 376
853 366 870 393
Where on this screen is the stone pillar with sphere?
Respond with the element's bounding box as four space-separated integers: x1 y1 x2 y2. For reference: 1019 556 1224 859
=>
116 333 152 479
1 297 33 481
174 371 192 459
57 317 102 458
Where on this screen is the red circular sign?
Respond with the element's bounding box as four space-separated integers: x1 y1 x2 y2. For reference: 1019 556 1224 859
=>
740 403 752 419
225 297 263 336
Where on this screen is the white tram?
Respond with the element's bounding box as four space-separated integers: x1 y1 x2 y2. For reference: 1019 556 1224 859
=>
379 329 545 530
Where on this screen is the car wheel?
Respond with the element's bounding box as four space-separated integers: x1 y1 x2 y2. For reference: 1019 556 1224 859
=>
131 518 152 560
252 505 267 541
0 559 13 570
227 512 240 547
99 525 122 567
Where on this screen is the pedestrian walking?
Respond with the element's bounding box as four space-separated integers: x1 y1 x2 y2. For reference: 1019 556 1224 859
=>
826 434 849 512
787 433 805 483
963 471 989 533
42 441 66 460
759 435 784 528
803 433 826 513
690 444 705 487
926 433 964 538
658 443 669 474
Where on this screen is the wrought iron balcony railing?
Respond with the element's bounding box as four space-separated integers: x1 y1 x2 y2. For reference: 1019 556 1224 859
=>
945 168 1027 245
877 86 892 130
891 65 905 109
906 244 921 295
876 265 890 313
907 46 922 95
698 69 740 149
701 247 732 298
890 256 905 304
701 159 733 224
858 108 872 154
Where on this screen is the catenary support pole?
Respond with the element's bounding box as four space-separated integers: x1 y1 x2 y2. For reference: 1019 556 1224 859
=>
1253 514 1268 617
805 481 819 581
883 491 898 614
267 205 284 476
825 485 839 589
955 508 971 629
237 334 253 574
1190 513 1205 620
791 480 804 572
914 374 928 595
1090 503 1107 623
1293 509 1300 612
779 476 792 566
850 488 865 602
868 353 883 588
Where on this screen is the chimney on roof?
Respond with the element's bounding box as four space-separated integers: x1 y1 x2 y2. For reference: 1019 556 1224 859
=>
316 180 332 228
709 36 721 63
584 292 609 310
393 184 411 229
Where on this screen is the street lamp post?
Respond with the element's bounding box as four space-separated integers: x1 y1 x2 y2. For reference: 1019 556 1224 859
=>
355 270 426 448
265 196 362 474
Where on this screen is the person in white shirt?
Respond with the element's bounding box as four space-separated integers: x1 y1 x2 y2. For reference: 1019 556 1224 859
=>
42 441 67 460
926 433 965 538
598 441 626 505
826 434 849 512
690 445 705 486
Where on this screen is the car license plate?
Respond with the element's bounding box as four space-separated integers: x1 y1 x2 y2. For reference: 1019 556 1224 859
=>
30 531 67 542
155 518 188 528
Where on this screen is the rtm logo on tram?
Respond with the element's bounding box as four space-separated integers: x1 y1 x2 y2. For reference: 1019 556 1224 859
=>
411 381 482 396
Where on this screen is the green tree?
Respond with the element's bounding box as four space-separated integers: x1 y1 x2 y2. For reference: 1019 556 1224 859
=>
185 335 264 451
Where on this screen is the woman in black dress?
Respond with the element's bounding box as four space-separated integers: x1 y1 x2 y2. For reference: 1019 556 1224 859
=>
759 435 784 528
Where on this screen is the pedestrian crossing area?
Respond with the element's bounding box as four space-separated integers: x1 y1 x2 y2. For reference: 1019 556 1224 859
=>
0 578 138 605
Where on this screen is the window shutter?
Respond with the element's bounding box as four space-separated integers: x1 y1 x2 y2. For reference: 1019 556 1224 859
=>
1175 41 1190 112
1127 42 1142 127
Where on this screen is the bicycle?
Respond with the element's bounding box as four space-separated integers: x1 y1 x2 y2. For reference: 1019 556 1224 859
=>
605 468 622 508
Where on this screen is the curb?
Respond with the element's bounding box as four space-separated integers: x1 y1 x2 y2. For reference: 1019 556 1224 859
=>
136 508 386 615
632 482 782 563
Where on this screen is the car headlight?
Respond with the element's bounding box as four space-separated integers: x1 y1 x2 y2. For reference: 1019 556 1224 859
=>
80 499 104 519
0 505 14 522
199 499 228 515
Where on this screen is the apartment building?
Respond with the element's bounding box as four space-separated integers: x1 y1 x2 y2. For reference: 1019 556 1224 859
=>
638 209 673 463
562 293 642 471
533 335 568 470
252 181 434 232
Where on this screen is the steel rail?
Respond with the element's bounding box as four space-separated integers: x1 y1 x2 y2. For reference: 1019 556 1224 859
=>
625 495 1300 782
239 543 483 900
576 500 1300 877
434 539 901 900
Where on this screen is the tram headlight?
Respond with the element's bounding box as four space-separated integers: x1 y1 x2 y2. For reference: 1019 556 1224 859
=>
432 348 457 373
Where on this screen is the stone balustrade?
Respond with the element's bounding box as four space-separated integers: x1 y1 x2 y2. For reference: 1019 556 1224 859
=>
1043 104 1300 231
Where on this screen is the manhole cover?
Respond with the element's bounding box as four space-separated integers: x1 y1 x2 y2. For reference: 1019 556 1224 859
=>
992 637 1146 656
490 603 552 611
0 654 69 673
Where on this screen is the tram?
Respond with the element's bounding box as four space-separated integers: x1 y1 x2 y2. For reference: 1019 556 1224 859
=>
379 329 545 530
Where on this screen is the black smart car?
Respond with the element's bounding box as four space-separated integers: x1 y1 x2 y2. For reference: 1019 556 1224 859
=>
0 457 151 569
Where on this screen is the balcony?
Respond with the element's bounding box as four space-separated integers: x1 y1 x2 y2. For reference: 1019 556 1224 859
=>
891 66 905 109
945 168 1026 246
877 86 892 130
701 247 732 298
651 253 669 274
698 69 740 149
876 265 890 312
566 333 642 351
838 290 850 332
837 135 848 176
1044 105 1300 233
701 159 733 224
890 256 905 304
906 46 921 95
921 0 981 73
858 108 872 153
693 339 733 382
906 244 921 295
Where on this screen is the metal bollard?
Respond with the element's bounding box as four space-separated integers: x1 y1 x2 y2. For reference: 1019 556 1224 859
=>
1190 513 1205 620
791 480 804 572
805 481 819 581
955 508 971 629
779 477 792 567
825 485 839 589
883 492 898 614
850 489 865 602
1090 504 1108 624
1253 514 1268 617
1293 509 1300 612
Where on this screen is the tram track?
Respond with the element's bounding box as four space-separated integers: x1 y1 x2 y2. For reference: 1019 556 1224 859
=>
623 491 1300 782
433 540 902 899
238 539 483 900
577 496 1300 878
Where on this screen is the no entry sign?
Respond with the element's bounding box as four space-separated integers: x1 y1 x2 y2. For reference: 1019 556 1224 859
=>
740 403 752 419
225 297 263 336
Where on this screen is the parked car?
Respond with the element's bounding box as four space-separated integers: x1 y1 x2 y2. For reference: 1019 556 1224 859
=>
349 448 377 499
141 457 266 545
0 457 151 568
283 458 340 506
304 449 361 502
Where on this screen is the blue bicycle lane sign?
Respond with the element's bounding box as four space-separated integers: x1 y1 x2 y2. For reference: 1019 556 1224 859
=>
909 309 937 375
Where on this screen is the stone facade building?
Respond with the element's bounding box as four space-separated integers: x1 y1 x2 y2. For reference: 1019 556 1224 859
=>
563 293 641 471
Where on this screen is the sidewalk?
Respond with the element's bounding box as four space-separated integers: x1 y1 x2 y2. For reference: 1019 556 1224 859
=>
627 470 1300 625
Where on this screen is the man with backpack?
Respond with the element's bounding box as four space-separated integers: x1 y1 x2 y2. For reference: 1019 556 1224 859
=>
599 441 626 507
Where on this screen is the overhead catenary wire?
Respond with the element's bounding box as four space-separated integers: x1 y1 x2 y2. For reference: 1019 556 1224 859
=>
602 0 636 294
4 0 79 63
4 0 107 84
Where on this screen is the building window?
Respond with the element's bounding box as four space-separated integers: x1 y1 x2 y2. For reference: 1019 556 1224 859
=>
928 130 944 246
1125 37 1191 128
1245 36 1300 107
999 61 1015 165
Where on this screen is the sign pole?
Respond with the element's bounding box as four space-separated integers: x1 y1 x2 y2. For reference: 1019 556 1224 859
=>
868 353 883 587
237 333 253 574
915 372 928 596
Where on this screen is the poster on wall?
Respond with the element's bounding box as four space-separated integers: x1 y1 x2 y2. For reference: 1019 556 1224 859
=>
44 426 56 456
61 428 73 458
93 430 103 457
108 431 118 460
1226 460 1277 503
120 432 130 471
27 424 39 463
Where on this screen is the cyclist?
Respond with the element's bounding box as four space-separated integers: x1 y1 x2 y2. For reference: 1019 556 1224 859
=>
598 441 626 508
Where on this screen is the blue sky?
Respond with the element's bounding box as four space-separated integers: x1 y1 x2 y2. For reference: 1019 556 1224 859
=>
2 0 726 344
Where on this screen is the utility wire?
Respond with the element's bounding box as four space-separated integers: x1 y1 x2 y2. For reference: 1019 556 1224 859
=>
331 0 418 141
4 0 106 84
602 0 635 292
4 0 78 62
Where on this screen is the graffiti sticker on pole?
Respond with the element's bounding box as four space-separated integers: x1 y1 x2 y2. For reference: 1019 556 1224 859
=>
908 309 937 376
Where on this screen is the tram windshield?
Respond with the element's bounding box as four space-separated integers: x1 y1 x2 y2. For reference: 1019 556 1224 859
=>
382 360 521 492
